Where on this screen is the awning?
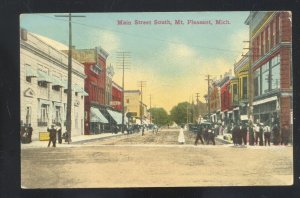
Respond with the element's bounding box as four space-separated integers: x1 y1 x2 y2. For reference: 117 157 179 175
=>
74 84 88 96
37 71 52 82
253 96 277 106
107 109 128 125
90 107 108 123
26 66 37 77
51 76 65 87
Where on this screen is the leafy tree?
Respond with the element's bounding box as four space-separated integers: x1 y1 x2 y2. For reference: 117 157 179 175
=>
170 102 191 126
149 107 170 126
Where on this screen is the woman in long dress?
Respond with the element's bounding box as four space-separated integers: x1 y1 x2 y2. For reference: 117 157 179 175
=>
178 125 185 144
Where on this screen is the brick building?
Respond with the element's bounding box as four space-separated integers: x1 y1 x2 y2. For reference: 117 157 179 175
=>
245 11 292 130
111 81 123 111
67 47 109 134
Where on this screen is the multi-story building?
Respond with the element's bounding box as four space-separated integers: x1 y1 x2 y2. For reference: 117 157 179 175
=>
124 90 148 124
233 51 250 123
209 81 221 123
245 11 292 129
111 81 123 111
67 47 109 134
106 64 114 106
20 29 86 140
220 75 232 125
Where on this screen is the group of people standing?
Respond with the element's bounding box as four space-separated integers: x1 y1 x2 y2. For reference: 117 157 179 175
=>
178 124 217 145
20 124 33 143
47 124 65 147
230 122 290 146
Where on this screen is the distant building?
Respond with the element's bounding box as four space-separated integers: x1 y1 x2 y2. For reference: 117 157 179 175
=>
124 90 148 124
20 29 86 140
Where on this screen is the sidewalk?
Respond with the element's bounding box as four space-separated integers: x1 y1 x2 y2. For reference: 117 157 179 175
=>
21 132 125 149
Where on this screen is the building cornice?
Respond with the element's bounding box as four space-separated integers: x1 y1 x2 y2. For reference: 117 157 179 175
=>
21 41 86 79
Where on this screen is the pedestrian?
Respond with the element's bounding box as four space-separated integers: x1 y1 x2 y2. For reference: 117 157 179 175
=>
281 125 290 146
237 123 243 145
57 123 62 144
254 123 260 146
272 124 280 145
207 125 216 145
258 123 264 146
47 124 57 147
27 124 33 143
203 126 209 143
232 124 239 146
264 124 271 146
241 122 248 145
142 125 145 136
178 125 185 144
248 122 255 146
20 123 26 143
194 124 204 145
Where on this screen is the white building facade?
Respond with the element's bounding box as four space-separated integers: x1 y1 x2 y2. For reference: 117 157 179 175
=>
20 29 87 140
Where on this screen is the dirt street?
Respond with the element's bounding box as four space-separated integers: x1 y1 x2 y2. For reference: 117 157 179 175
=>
21 129 293 188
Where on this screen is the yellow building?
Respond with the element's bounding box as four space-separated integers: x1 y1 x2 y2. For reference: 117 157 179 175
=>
232 51 250 122
124 90 148 124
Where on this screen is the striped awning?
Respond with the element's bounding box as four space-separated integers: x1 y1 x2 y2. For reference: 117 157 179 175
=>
90 107 108 123
107 109 128 125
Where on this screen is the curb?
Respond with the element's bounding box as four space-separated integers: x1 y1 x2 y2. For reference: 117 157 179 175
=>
71 133 125 144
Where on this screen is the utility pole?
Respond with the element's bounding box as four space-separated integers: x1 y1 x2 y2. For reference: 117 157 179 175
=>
149 94 152 124
195 92 200 123
137 81 146 135
55 13 85 143
205 75 211 122
116 52 131 133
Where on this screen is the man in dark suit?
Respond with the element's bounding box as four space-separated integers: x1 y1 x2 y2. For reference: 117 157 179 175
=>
47 125 57 147
194 124 204 145
27 124 33 143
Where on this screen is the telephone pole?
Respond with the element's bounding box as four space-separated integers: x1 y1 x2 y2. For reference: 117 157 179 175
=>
149 94 152 124
116 52 131 133
55 13 85 143
137 81 146 135
205 75 211 122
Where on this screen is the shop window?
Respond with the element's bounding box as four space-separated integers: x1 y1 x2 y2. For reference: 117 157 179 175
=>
242 77 248 99
52 85 60 91
261 62 270 94
38 104 48 126
254 69 260 97
271 55 280 90
25 106 31 125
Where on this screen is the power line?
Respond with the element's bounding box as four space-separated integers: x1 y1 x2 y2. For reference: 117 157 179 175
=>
137 80 147 135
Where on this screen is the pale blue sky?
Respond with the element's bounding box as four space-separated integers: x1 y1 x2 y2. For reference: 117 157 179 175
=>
20 12 250 111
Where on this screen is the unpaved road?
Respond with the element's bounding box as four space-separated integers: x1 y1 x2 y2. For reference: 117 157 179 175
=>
21 129 293 188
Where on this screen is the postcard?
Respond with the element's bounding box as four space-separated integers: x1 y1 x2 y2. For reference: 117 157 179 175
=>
20 11 293 188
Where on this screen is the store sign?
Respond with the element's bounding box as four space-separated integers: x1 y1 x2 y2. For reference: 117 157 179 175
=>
39 132 50 141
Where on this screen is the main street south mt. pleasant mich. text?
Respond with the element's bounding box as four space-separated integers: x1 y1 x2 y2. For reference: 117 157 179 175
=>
117 19 231 25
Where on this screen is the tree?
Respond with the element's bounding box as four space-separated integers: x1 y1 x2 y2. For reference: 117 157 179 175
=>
170 102 191 126
149 107 170 126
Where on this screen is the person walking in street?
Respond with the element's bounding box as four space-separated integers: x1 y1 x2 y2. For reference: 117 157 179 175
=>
241 122 248 146
207 125 216 145
178 125 185 144
232 123 239 146
27 124 33 143
258 123 264 146
248 122 255 146
272 123 280 145
47 125 57 147
194 124 204 145
254 123 260 146
264 123 271 146
56 123 62 144
281 125 290 146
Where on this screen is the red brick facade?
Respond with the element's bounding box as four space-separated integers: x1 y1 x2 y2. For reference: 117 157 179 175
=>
111 82 123 111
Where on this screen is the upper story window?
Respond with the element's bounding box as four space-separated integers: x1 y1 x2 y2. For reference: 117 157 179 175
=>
90 64 102 75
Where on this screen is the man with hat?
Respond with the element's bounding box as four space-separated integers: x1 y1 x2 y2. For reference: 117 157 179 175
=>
47 124 57 147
